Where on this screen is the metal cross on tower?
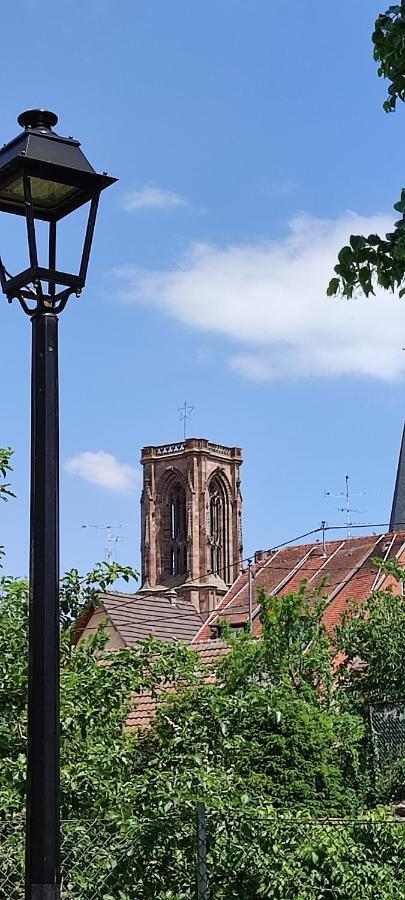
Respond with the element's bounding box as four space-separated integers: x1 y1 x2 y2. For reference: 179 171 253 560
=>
178 401 194 440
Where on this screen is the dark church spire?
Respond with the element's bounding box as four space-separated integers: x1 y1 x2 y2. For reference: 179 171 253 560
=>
390 423 405 532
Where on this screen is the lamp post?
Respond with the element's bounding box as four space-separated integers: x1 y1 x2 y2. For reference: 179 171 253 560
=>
0 109 116 900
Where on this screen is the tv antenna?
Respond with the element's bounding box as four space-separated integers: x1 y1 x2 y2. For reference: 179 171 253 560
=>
324 474 370 538
178 401 194 440
81 522 136 564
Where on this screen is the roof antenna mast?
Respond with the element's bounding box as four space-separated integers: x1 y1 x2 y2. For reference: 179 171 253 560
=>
324 475 370 538
82 522 136 564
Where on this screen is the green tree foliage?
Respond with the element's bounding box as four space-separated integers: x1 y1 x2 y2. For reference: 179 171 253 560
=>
0 448 15 568
335 559 405 804
0 448 14 504
0 564 201 819
0 552 403 895
60 561 137 629
133 587 363 818
336 560 405 705
373 3 405 112
328 3 405 299
0 579 361 819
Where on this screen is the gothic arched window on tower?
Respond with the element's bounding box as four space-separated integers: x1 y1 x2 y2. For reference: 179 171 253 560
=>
209 476 229 583
167 481 187 577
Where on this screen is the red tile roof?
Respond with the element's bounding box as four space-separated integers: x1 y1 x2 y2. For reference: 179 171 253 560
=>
122 532 405 730
193 532 405 642
125 639 229 730
192 639 230 666
125 688 175 730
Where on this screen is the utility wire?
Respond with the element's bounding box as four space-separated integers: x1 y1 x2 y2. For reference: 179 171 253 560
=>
76 522 404 632
78 564 399 635
75 525 324 629
79 566 399 635
78 525 404 627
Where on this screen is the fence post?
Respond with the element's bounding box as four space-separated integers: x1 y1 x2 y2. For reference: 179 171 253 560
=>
196 803 208 900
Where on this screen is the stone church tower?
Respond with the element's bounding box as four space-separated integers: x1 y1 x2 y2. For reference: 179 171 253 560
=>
139 438 243 618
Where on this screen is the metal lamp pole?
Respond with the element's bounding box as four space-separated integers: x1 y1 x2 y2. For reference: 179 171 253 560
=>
26 309 61 899
0 109 116 900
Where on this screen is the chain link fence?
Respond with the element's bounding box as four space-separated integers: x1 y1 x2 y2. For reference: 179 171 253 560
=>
370 702 405 773
0 810 404 899
196 803 208 900
199 812 405 900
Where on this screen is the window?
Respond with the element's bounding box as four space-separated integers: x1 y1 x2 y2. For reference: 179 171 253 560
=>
212 622 246 639
209 475 229 582
167 482 187 576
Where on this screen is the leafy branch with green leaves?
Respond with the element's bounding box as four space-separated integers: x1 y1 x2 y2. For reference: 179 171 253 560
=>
328 3 405 299
0 448 15 504
60 561 138 630
0 447 15 569
0 559 404 895
373 3 405 112
336 558 405 705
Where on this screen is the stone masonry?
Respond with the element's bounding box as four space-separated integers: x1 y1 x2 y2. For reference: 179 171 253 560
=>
139 438 243 619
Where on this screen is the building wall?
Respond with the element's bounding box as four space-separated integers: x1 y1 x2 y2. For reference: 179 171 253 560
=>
77 606 126 650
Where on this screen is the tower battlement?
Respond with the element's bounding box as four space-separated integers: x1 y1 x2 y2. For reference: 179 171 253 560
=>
141 438 242 461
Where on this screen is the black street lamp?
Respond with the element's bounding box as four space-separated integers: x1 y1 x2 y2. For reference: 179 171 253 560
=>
0 109 116 900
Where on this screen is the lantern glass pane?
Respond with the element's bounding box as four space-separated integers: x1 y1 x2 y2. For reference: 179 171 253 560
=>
0 176 78 210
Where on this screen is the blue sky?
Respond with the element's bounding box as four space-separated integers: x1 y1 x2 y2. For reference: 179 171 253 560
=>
1 0 405 581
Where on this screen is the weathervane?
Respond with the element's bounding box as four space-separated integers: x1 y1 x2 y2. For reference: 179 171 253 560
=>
178 401 194 440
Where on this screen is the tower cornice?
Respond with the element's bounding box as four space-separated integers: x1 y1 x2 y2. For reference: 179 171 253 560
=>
141 438 243 464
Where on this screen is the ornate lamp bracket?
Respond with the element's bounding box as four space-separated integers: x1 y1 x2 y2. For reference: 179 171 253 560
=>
0 262 78 316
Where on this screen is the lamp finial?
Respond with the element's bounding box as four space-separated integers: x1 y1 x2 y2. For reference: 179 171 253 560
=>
18 109 58 132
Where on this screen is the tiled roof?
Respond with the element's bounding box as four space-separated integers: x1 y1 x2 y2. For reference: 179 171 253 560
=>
125 688 175 730
125 639 229 730
193 531 405 642
192 639 230 666
99 591 203 646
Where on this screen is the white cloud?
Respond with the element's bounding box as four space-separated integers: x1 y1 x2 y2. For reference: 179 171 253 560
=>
122 185 188 211
65 451 141 493
115 211 405 381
